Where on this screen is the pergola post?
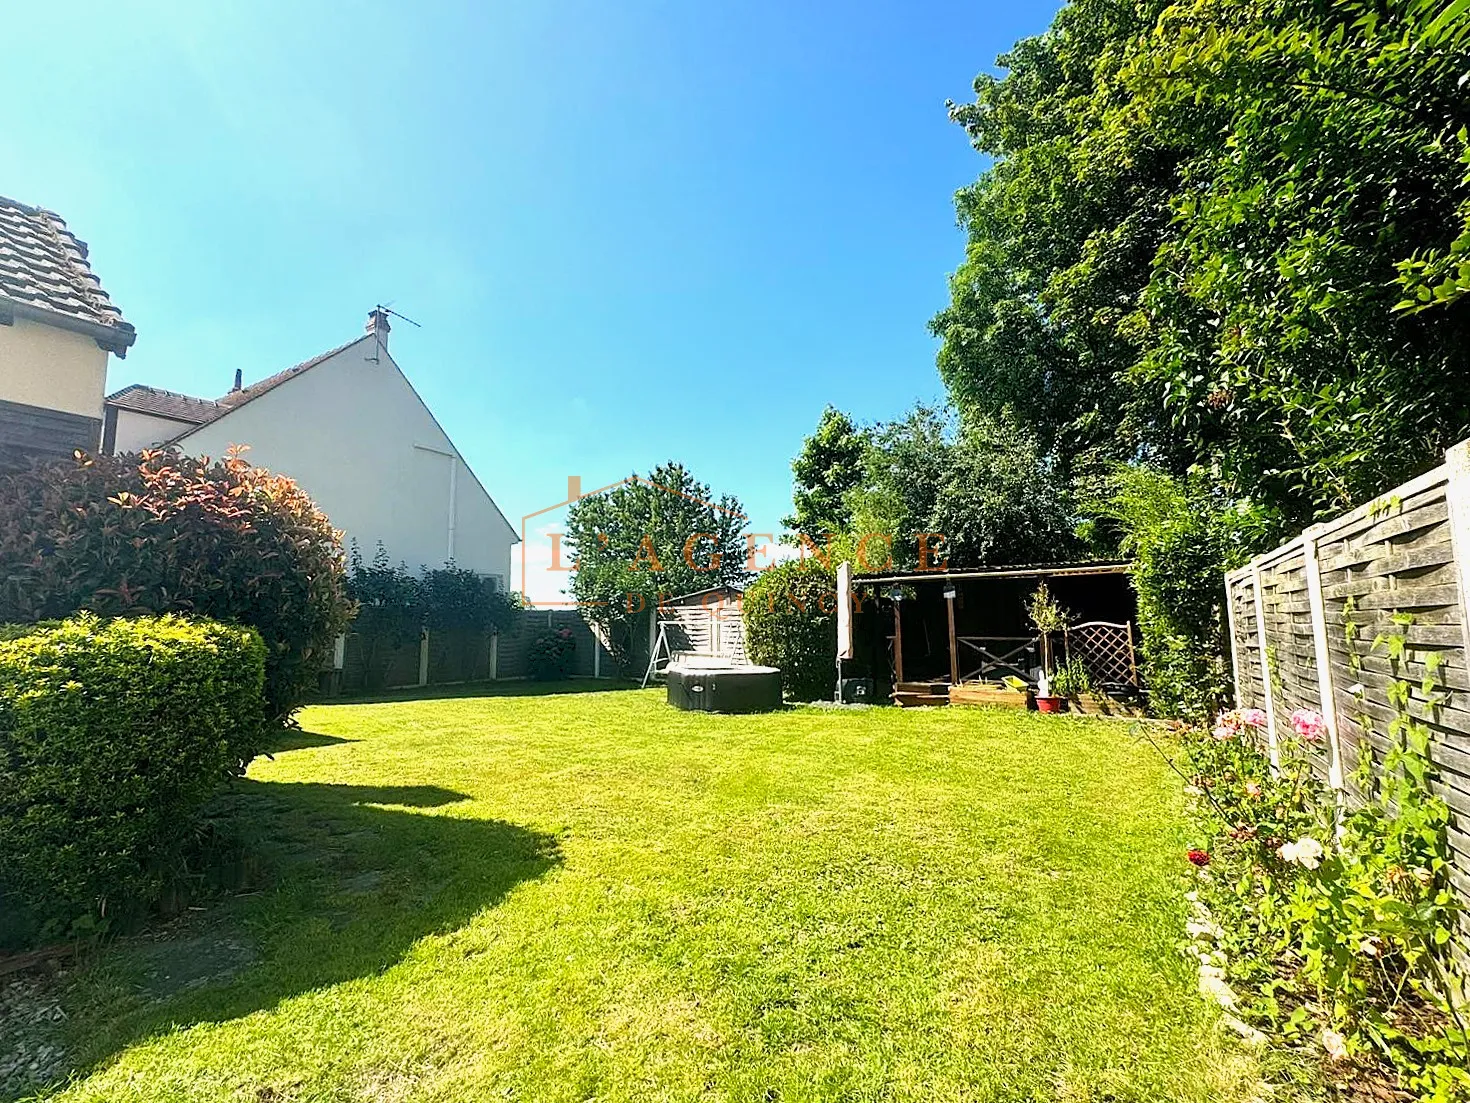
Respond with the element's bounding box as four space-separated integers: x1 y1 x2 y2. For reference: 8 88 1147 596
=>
944 584 959 686
892 597 905 686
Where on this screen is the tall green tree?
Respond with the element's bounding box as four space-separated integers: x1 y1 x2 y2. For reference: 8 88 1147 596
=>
845 406 1081 570
935 0 1470 532
565 462 748 662
931 0 1184 478
783 407 868 537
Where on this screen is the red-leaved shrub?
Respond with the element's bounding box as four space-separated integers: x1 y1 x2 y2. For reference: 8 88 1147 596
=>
0 448 351 721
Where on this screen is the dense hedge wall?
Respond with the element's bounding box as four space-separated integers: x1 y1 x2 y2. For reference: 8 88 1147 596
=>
0 448 350 721
743 558 837 701
0 615 266 946
1104 467 1255 720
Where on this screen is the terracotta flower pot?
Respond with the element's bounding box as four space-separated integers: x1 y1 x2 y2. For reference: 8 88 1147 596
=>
1035 695 1065 714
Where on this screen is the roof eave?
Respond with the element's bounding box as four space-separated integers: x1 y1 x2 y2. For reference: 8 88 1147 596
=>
0 296 137 357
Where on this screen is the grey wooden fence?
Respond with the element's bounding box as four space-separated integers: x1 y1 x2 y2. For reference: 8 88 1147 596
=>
1225 439 1470 971
334 608 612 693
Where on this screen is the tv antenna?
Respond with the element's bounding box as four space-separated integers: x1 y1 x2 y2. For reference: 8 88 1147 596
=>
367 302 422 362
378 302 422 328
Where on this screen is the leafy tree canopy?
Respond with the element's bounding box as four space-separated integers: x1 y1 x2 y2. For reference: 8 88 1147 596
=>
787 405 1081 571
934 0 1470 533
566 462 749 658
783 406 868 537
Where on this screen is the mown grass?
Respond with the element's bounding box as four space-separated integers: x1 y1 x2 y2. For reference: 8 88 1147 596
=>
30 686 1263 1102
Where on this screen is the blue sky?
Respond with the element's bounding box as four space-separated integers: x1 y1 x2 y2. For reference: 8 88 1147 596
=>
2 0 1058 589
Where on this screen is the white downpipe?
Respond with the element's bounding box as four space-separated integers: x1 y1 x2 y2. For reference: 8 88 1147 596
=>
447 457 458 563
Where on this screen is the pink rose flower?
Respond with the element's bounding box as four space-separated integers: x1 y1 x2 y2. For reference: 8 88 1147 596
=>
1291 708 1325 742
1239 708 1267 729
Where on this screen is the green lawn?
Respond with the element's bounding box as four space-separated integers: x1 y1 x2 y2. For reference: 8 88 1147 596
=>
28 686 1261 1102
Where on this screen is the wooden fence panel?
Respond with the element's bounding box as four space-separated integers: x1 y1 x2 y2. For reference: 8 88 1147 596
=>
1226 443 1470 976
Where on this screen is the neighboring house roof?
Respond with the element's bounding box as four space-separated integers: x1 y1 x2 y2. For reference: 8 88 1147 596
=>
210 337 360 418
105 337 363 443
0 195 136 355
105 383 223 424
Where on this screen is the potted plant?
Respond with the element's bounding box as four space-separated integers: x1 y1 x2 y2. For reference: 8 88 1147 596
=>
1025 583 1069 713
1051 658 1090 714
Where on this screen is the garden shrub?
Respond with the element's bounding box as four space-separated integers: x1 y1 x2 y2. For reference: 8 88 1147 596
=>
743 557 837 701
0 448 351 721
0 614 267 946
346 542 519 688
1104 466 1261 721
1176 699 1467 1099
528 627 576 680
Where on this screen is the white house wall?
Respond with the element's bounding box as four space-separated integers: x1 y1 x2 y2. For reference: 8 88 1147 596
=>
178 336 515 583
111 408 195 455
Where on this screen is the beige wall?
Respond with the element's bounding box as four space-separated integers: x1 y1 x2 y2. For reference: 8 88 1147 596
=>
0 317 109 418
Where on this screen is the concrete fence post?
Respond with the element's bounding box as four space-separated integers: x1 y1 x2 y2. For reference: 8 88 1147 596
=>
418 628 430 687
490 632 499 681
1225 573 1245 706
1444 442 1470 675
1303 527 1346 792
1251 565 1281 768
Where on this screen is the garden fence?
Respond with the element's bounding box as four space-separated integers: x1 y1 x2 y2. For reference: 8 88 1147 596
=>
334 608 610 693
1225 438 1470 973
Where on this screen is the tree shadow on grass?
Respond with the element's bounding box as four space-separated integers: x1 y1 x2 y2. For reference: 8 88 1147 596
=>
266 729 359 752
48 778 560 1092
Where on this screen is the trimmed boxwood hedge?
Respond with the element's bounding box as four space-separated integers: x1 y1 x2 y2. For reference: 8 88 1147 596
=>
0 614 266 946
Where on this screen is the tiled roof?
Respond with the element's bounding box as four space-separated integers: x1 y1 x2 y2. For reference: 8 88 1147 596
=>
0 195 135 353
213 338 360 414
105 384 223 424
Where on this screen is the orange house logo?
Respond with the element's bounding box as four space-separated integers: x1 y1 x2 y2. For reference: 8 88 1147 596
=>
519 475 752 609
520 475 954 609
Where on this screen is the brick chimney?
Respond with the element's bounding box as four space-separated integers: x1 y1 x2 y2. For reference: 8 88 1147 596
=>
366 306 391 348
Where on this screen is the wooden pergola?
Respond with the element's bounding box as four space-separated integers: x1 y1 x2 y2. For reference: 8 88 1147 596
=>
844 562 1139 703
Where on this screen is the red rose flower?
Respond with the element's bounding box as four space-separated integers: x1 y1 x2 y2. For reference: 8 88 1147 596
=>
1186 849 1211 867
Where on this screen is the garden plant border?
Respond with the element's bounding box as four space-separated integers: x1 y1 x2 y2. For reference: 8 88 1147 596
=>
1225 438 1470 982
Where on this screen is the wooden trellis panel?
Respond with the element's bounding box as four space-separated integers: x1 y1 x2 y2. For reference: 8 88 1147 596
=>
1063 620 1139 689
1226 442 1470 980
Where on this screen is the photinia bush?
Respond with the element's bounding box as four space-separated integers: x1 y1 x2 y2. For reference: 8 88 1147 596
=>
0 448 351 721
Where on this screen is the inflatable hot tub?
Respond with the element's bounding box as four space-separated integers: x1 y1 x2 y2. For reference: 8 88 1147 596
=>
666 658 783 713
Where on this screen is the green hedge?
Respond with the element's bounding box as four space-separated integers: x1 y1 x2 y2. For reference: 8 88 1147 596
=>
0 614 266 946
743 558 838 701
1103 466 1256 721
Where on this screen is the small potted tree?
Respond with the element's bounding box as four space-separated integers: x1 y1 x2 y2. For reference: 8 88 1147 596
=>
1025 583 1069 713
1051 657 1090 714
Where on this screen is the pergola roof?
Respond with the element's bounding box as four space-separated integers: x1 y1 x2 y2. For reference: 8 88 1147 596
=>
852 561 1129 585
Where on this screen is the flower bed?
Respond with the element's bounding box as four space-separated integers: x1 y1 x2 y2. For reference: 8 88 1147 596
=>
1171 706 1468 1099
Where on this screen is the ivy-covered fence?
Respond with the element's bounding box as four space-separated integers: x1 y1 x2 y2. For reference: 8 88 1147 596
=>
1225 439 1470 974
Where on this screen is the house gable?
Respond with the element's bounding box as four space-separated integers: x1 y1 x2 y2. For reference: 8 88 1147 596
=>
176 334 517 582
